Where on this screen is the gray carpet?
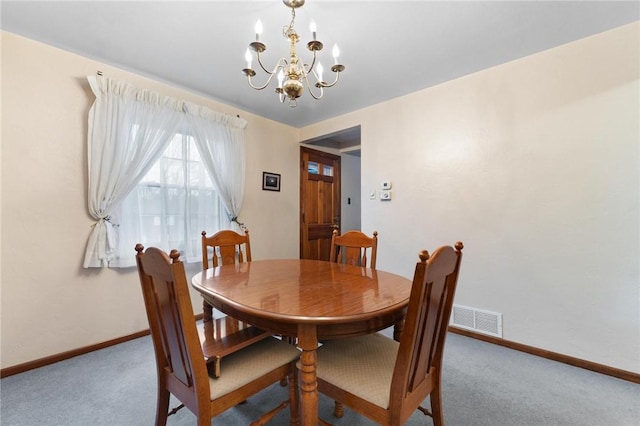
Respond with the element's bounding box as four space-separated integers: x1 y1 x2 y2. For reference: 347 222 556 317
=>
1 328 638 425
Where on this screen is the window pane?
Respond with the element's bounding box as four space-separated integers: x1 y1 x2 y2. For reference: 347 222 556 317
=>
188 140 201 161
203 169 213 187
323 165 333 176
164 158 184 184
308 161 319 174
189 161 203 187
117 131 222 265
165 187 185 215
166 214 185 247
165 136 184 159
139 215 161 246
138 186 161 215
141 162 161 184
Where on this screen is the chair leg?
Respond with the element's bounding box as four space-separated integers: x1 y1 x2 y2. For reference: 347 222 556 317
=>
213 356 221 378
333 401 344 418
197 413 212 426
289 364 300 425
285 335 298 346
155 387 170 426
250 364 299 426
430 386 444 426
203 299 213 322
250 401 290 426
280 336 297 386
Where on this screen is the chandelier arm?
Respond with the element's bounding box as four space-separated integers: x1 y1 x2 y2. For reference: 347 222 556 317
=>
319 70 342 88
248 57 289 90
305 50 318 75
246 69 280 91
307 86 324 100
256 52 279 75
302 73 324 100
301 51 322 91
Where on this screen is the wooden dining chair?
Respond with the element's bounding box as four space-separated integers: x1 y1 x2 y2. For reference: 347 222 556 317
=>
329 229 378 269
134 244 300 426
315 242 464 426
200 229 271 377
328 229 380 415
202 229 252 270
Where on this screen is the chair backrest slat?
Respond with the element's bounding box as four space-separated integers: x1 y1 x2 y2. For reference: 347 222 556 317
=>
329 230 378 269
391 243 463 406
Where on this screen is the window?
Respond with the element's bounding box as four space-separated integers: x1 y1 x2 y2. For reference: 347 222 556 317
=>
83 74 247 269
308 161 333 176
112 133 224 266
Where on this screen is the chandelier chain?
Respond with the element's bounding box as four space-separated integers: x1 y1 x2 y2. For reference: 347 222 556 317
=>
283 7 297 39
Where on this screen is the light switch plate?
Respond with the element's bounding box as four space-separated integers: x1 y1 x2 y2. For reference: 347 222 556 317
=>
382 180 392 190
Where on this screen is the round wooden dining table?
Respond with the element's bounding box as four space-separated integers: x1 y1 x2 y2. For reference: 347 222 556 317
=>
191 258 412 426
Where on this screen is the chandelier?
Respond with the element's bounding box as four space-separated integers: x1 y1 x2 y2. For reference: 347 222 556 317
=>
242 0 345 107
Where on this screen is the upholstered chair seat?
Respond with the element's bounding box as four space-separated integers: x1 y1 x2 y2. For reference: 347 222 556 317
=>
206 337 300 401
316 333 398 409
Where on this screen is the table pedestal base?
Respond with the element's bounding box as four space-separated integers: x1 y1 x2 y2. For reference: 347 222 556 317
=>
297 324 318 426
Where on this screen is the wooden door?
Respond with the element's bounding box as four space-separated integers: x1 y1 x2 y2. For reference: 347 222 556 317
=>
300 147 341 260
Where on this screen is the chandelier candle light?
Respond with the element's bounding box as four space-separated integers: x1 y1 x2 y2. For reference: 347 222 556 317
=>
242 0 345 107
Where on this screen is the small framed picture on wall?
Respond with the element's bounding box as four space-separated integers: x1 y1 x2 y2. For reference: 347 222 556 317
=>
262 172 281 191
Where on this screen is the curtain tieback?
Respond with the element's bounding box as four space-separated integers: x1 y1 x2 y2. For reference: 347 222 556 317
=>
90 216 117 228
229 216 246 230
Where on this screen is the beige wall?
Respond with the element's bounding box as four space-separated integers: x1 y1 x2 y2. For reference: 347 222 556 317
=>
2 22 639 374
0 32 300 369
301 22 640 373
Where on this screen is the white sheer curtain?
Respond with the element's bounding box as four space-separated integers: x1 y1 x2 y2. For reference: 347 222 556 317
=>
83 75 185 267
186 103 247 231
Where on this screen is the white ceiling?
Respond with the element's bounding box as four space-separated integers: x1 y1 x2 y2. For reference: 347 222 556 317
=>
2 1 638 128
